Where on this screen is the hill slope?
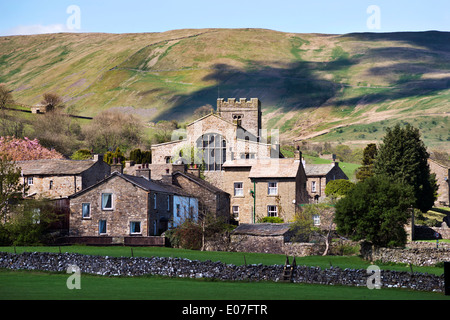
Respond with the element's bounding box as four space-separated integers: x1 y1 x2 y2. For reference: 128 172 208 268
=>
1 29 449 148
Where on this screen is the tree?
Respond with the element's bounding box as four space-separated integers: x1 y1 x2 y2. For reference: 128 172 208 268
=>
41 93 64 112
324 179 355 198
334 175 414 247
0 155 24 223
0 137 64 161
84 110 143 152
193 104 214 119
152 120 179 144
0 85 14 110
32 108 83 155
356 143 377 182
374 123 437 212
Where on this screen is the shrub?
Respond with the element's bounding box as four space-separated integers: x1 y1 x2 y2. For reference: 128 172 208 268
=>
258 216 284 223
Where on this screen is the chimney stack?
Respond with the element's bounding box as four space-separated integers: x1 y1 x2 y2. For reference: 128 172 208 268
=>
136 164 151 180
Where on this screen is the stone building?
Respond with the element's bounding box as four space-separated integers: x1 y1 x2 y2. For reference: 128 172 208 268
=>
222 150 309 224
172 170 230 222
304 161 348 203
428 158 450 207
68 171 198 241
17 154 110 199
150 98 280 190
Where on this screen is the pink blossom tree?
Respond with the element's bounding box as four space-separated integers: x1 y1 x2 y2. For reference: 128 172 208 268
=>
0 136 64 161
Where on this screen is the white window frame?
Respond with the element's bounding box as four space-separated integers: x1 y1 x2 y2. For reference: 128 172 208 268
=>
130 221 142 235
99 220 107 235
313 214 321 226
267 205 277 217
82 203 91 219
268 182 278 195
176 203 181 217
232 206 239 219
27 177 34 185
311 181 317 193
234 182 243 197
101 193 113 210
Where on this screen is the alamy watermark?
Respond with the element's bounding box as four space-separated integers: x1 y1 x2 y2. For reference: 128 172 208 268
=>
66 265 81 290
366 5 381 30
66 5 81 31
366 265 381 289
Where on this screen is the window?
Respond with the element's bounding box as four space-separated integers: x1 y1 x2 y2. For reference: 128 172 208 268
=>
196 133 226 171
99 220 107 234
311 181 317 193
234 182 243 197
313 214 321 226
82 203 91 219
130 221 141 234
167 195 170 211
153 194 157 209
49 180 53 190
267 205 277 217
232 206 239 219
176 204 181 217
268 182 278 195
101 193 113 210
27 177 33 185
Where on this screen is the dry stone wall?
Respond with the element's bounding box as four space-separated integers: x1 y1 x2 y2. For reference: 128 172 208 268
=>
0 251 444 292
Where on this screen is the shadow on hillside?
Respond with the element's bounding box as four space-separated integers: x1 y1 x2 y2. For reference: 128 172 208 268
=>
154 31 450 121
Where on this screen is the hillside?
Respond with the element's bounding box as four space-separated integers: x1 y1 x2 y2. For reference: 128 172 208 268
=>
1 29 449 149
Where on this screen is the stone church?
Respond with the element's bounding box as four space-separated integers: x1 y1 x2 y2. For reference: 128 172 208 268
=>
150 98 309 223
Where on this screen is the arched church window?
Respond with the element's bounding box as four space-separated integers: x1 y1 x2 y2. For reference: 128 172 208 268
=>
197 133 226 171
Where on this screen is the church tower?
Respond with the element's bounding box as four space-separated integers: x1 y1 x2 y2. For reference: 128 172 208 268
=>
217 98 261 139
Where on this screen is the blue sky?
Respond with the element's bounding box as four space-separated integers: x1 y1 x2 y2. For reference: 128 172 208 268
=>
0 0 449 36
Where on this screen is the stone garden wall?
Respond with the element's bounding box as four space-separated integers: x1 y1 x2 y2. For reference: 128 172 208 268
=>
0 251 444 292
361 241 450 266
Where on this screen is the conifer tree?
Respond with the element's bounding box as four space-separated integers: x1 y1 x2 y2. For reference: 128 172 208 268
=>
374 123 437 212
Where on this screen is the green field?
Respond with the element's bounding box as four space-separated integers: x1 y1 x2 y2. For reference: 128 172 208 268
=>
0 269 448 300
0 246 448 300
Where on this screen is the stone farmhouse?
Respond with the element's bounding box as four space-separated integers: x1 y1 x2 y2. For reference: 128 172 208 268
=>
304 161 348 203
17 154 110 199
68 171 198 245
428 158 450 207
222 151 309 224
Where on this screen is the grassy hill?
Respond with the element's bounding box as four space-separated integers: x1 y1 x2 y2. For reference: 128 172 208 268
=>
1 29 449 149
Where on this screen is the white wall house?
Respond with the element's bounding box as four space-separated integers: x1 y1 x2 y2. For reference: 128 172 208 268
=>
171 195 199 228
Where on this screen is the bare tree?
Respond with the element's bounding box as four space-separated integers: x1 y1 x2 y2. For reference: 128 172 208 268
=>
84 110 143 152
0 85 14 110
41 93 64 112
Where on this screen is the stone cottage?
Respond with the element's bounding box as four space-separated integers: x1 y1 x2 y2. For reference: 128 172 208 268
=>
304 161 348 202
222 150 309 224
17 154 110 199
68 171 198 244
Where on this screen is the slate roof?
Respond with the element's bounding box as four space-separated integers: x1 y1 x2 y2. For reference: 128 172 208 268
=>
17 159 97 175
223 158 300 178
232 223 293 236
172 171 227 194
69 172 192 198
303 163 336 176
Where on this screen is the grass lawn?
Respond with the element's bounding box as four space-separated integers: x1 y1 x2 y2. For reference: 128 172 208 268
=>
0 270 448 300
0 246 447 300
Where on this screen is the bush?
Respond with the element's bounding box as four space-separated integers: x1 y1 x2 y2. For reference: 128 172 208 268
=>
258 216 284 223
324 179 355 198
